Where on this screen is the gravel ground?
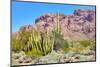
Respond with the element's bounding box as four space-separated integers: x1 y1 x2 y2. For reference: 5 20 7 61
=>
12 49 95 66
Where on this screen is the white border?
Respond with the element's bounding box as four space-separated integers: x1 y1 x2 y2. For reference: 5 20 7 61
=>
0 0 100 67
20 0 96 5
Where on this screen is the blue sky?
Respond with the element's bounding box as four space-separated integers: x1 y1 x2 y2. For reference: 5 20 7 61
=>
12 1 95 32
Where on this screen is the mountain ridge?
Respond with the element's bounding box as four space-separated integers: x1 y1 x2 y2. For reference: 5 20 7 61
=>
12 9 96 41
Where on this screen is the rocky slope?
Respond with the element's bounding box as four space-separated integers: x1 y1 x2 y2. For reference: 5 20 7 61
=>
35 9 96 41
13 9 96 41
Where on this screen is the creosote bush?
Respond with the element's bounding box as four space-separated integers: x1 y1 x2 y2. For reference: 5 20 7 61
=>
12 35 22 52
79 39 95 47
12 27 32 52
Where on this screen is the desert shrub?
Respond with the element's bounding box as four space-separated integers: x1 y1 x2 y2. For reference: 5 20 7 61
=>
12 35 23 52
89 39 96 51
79 39 95 47
25 48 43 58
69 42 84 54
62 48 70 53
68 39 96 54
12 27 32 52
72 46 84 54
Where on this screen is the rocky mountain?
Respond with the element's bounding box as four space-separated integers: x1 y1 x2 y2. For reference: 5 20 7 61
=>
35 9 96 41
13 9 96 41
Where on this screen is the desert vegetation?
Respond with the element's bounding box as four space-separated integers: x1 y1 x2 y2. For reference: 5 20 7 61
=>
12 11 96 66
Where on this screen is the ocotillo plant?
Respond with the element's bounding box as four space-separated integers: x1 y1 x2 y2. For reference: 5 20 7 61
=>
25 28 54 58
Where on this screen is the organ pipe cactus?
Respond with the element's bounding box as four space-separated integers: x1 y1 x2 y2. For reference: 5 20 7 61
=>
25 28 54 58
54 13 62 35
53 13 65 50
